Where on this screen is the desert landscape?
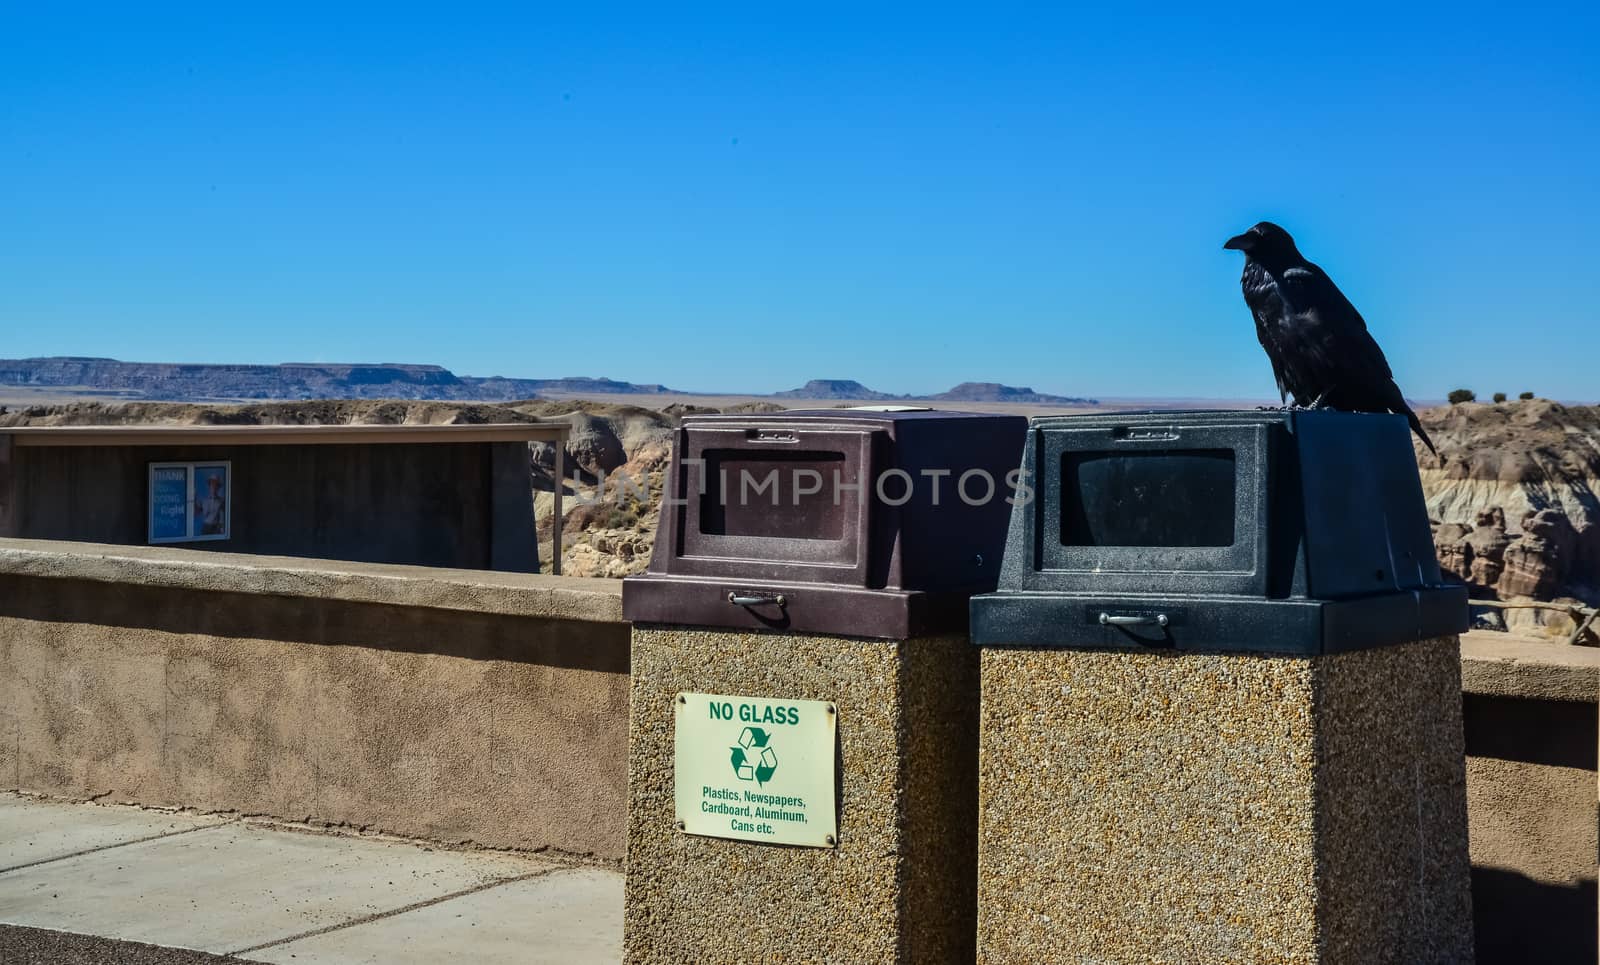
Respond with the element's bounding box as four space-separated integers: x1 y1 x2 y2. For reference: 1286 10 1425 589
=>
3 385 1595 644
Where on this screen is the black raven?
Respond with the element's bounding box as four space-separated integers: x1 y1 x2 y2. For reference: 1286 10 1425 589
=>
1224 221 1435 454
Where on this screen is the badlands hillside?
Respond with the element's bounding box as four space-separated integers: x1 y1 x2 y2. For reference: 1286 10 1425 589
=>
1414 399 1599 636
3 396 1595 640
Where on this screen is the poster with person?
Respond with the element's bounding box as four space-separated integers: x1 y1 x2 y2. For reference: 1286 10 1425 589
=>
192 463 230 538
147 462 231 543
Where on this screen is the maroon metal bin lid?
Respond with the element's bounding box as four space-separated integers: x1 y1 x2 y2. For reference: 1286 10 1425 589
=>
622 408 1027 640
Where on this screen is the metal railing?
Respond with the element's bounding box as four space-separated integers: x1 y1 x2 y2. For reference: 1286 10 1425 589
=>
1469 598 1600 646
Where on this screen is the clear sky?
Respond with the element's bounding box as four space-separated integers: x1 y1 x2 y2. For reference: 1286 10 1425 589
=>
3 3 1595 401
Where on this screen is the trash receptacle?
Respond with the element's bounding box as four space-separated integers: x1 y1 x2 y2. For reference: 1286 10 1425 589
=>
623 408 1026 964
970 409 1473 962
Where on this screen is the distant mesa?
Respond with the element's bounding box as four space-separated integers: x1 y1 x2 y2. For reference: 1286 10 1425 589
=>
0 357 679 403
773 379 902 401
518 376 679 396
0 357 1093 406
931 382 1098 405
774 378 1097 406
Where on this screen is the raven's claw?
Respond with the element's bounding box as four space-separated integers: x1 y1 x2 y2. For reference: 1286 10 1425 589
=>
1253 402 1345 412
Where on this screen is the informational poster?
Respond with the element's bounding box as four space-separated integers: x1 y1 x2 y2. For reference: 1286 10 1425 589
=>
673 691 838 848
148 465 190 542
148 461 231 543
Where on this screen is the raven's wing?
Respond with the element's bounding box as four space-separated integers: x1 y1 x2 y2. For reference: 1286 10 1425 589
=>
1241 262 1291 403
1278 263 1396 393
1277 263 1436 452
1254 310 1290 405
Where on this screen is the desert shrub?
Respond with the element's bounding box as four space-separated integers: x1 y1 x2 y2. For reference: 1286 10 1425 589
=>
1519 391 1535 400
603 504 640 529
1492 392 1507 403
1447 389 1476 405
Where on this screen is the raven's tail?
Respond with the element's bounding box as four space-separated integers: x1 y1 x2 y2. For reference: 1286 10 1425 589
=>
1405 407 1437 456
1382 379 1438 456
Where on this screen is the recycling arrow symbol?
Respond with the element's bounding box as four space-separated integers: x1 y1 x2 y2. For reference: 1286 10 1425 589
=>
729 726 779 786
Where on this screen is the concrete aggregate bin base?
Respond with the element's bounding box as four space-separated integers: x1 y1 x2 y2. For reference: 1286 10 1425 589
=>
625 626 976 965
976 635 1474 963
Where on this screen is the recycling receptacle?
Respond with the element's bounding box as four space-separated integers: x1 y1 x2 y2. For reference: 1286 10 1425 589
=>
623 409 1026 964
969 410 1474 963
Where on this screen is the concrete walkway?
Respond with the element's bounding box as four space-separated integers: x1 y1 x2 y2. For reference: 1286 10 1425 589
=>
0 794 622 963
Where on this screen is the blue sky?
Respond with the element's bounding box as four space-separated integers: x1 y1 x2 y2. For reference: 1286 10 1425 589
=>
3 3 1596 400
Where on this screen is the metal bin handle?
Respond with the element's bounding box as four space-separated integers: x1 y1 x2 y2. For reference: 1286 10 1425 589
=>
1099 612 1169 628
729 592 788 608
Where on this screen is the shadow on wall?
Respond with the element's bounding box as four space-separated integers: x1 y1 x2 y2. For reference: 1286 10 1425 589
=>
1462 692 1598 964
1471 868 1596 964
1464 694 1599 770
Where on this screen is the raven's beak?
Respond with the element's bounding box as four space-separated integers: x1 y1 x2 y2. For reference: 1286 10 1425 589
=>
1223 231 1253 251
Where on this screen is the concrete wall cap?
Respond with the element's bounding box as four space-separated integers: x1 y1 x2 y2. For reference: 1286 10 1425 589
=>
0 537 622 623
1460 630 1600 703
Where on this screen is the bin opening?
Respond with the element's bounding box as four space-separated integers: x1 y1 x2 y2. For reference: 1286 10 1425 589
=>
699 449 848 541
1061 449 1237 548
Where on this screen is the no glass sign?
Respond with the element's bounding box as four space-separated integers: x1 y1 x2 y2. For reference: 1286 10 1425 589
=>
673 692 837 848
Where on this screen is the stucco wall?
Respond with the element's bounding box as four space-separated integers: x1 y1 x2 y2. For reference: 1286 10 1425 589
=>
0 540 1592 923
0 539 625 860
1459 634 1599 963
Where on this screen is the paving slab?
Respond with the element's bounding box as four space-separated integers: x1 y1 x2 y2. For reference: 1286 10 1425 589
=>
0 795 230 872
248 867 622 965
0 820 551 954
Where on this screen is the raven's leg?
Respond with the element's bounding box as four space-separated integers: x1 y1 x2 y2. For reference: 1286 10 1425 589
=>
1257 389 1328 412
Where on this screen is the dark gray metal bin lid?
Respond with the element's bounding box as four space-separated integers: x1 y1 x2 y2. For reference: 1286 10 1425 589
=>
970 408 1469 655
970 585 1469 655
